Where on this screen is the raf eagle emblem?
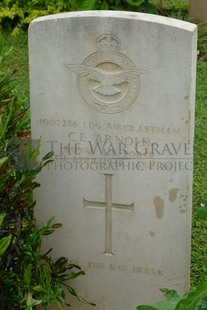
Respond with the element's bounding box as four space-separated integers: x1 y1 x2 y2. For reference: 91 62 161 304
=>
65 64 147 96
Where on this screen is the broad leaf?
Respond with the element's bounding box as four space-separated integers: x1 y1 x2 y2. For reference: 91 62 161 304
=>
137 306 158 310
79 0 96 10
0 212 6 227
25 292 42 309
0 234 12 256
24 263 32 286
67 286 96 306
137 289 181 310
145 3 158 14
125 0 144 7
33 285 44 292
0 157 7 168
176 283 207 310
59 270 85 281
101 1 108 9
42 151 54 161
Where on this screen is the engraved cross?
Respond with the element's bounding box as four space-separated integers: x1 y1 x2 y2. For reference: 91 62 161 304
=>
83 173 134 256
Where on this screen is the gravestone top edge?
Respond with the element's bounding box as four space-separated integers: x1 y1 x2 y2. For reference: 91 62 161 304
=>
29 10 197 32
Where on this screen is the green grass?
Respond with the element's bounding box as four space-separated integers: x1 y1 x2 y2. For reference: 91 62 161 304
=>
2 33 29 107
1 29 207 287
191 61 207 285
152 0 188 11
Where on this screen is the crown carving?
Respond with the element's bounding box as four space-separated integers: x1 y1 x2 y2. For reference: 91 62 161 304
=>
96 33 121 51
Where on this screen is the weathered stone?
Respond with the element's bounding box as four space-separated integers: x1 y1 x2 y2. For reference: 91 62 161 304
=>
29 11 197 309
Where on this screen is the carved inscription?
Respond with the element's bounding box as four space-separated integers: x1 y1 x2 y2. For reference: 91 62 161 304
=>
39 118 192 172
39 118 181 135
84 173 134 255
68 259 164 276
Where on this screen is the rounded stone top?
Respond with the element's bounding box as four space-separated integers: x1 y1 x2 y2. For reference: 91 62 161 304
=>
30 10 197 33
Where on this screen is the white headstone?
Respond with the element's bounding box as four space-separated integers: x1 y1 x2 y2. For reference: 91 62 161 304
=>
29 11 197 309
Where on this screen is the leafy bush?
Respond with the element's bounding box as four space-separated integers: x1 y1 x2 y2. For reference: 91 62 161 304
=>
137 285 207 310
0 0 78 33
0 40 94 309
152 0 188 18
79 0 158 13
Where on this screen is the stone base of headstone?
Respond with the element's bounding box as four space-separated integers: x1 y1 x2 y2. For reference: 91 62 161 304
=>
189 0 207 21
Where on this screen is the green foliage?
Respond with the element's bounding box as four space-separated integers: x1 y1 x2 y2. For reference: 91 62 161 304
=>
0 215 93 309
191 61 207 285
79 0 158 14
0 39 94 309
152 0 188 18
198 23 207 62
137 289 181 310
197 198 207 219
1 33 29 106
137 285 207 310
0 0 78 33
